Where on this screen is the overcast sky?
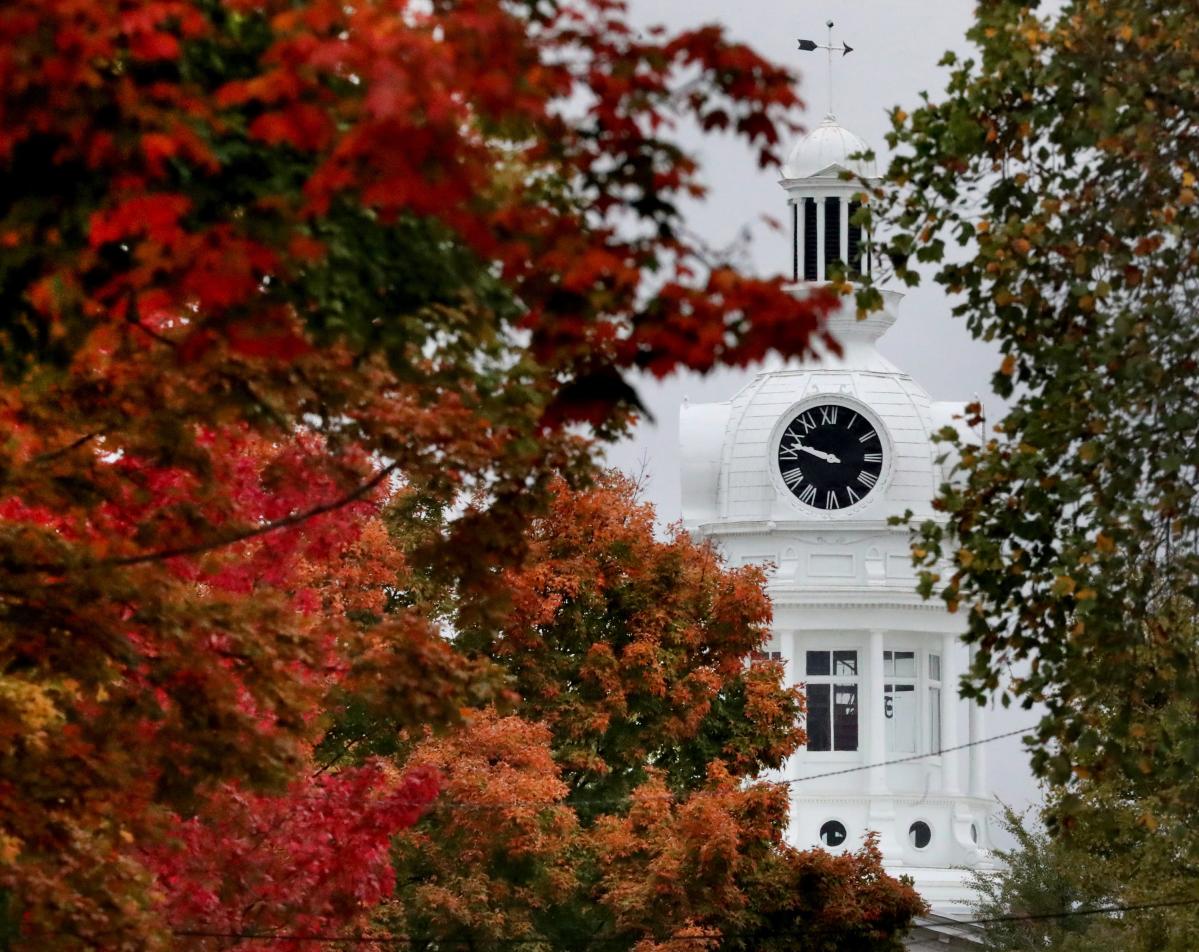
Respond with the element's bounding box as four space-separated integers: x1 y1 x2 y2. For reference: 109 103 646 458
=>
608 1 1042 822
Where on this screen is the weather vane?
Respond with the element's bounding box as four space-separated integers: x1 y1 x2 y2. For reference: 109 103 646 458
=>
797 20 854 118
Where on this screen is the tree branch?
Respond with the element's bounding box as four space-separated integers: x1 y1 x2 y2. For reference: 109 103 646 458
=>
12 461 400 575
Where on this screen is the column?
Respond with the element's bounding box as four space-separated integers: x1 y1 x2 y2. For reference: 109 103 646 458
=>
778 629 797 781
815 198 826 282
867 629 888 794
940 632 960 794
969 646 987 797
839 196 850 269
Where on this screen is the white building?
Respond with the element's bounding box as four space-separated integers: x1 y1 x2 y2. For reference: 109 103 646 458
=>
678 115 998 938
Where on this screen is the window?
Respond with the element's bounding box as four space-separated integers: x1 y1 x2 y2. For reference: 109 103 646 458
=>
883 650 917 753
928 652 942 753
824 197 841 271
909 820 932 850
805 649 859 752
819 820 848 848
803 199 818 280
848 200 863 278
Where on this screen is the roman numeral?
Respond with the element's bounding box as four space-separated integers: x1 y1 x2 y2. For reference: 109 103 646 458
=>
782 467 804 489
798 484 817 505
864 452 882 463
779 445 798 460
846 486 861 504
825 489 840 509
845 412 858 430
858 429 877 443
795 413 816 435
819 406 837 425
857 470 878 489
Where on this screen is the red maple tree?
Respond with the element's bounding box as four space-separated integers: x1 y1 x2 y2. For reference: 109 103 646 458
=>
0 0 845 945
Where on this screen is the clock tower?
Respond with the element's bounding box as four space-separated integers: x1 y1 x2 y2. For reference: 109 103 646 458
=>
679 114 998 924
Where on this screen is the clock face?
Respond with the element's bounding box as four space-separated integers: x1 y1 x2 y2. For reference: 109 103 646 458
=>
776 403 884 510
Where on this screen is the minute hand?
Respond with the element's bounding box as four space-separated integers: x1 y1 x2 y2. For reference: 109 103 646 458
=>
791 442 841 464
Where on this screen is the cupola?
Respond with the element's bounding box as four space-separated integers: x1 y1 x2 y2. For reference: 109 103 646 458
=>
780 114 878 284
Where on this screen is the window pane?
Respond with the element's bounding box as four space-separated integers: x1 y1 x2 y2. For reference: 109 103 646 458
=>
884 683 916 753
930 687 942 752
806 651 830 676
883 650 894 677
833 684 858 751
929 653 941 682
833 650 857 676
807 684 831 751
893 651 916 677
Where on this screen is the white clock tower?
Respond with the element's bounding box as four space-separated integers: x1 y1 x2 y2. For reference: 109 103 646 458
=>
679 114 998 926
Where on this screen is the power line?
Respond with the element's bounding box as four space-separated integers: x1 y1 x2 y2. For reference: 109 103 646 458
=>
301 725 1036 813
171 894 1199 946
959 895 1199 926
776 724 1034 787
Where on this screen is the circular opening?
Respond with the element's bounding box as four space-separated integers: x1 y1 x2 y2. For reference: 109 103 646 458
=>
908 821 932 850
819 820 848 848
970 823 978 845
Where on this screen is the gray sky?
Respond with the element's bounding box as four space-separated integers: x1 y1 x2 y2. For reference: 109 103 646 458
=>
608 1 1041 822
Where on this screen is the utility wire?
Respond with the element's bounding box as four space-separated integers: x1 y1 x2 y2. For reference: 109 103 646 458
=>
171 894 1199 946
776 724 1033 787
291 724 1035 813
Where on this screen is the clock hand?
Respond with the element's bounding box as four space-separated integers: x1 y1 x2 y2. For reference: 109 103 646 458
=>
790 440 842 465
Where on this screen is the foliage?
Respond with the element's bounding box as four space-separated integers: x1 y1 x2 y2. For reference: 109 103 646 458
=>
972 726 1199 952
371 477 926 951
869 0 1199 787
0 0 847 944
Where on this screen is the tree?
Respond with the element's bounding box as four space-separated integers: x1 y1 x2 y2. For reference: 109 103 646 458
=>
1 0 844 944
370 477 925 950
869 0 1199 788
969 598 1199 952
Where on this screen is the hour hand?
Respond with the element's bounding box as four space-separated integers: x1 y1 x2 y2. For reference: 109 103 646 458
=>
790 440 841 464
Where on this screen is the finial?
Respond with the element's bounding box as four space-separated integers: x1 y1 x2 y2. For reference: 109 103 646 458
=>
797 21 854 118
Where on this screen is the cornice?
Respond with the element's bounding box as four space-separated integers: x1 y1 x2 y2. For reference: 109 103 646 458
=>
695 519 930 536
767 594 949 612
786 793 998 810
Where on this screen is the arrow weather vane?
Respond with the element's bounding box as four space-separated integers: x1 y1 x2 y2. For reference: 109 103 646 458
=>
798 20 854 117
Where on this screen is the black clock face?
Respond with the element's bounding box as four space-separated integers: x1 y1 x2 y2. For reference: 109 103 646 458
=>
776 404 884 510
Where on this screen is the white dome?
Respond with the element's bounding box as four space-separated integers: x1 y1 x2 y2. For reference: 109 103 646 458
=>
782 114 878 180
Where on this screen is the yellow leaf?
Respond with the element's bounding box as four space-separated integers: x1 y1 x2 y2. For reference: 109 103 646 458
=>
1052 575 1076 596
1181 188 1196 206
1000 354 1017 376
1095 533 1115 553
